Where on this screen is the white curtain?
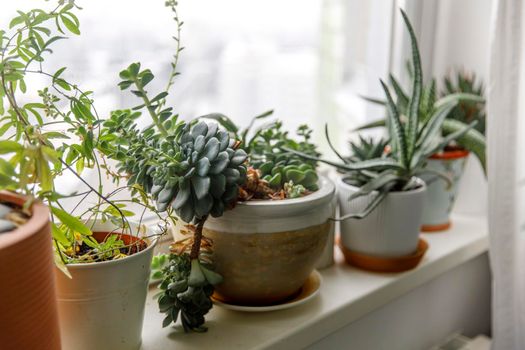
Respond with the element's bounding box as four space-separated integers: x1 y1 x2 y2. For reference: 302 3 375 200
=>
487 0 525 349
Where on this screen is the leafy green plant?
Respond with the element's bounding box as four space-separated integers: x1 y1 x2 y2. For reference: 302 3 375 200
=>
285 9 477 219
0 1 163 270
206 112 320 193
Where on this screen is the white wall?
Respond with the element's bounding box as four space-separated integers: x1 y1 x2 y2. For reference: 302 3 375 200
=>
431 0 493 82
307 253 491 350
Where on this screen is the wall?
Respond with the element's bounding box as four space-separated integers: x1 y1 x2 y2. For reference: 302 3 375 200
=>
307 253 491 350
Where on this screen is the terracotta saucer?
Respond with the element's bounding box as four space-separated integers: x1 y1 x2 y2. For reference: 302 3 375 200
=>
212 270 322 312
339 238 428 273
421 221 451 232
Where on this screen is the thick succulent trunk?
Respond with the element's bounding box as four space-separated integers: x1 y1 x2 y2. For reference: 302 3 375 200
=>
190 217 207 260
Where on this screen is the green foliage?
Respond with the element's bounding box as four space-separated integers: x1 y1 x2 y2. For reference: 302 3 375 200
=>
343 137 389 187
285 9 477 219
205 112 320 192
0 2 166 267
442 71 485 134
358 66 486 173
156 253 222 332
100 1 243 332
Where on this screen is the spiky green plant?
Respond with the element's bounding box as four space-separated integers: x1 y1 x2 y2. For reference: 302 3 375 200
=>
358 66 486 174
442 70 485 134
284 9 477 219
205 112 320 193
343 137 389 187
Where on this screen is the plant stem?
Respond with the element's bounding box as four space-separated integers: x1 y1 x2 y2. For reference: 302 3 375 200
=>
134 79 169 137
190 216 207 260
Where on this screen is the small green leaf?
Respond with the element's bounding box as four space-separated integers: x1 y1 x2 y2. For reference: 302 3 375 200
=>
0 141 22 154
50 206 92 236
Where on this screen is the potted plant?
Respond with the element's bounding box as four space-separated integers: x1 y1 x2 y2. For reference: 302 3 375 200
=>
285 10 477 272
199 114 334 305
357 64 486 232
104 3 334 329
0 3 165 349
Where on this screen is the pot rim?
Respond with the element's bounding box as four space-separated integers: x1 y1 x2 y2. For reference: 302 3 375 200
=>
234 175 335 208
429 149 469 160
59 219 159 269
337 176 426 197
0 190 49 249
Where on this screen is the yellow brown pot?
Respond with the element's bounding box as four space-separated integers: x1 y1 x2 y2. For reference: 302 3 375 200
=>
202 176 335 306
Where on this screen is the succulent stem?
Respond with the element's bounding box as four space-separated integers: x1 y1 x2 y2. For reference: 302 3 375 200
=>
190 216 207 260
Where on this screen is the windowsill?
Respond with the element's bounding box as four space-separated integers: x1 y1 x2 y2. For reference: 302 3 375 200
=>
141 214 489 350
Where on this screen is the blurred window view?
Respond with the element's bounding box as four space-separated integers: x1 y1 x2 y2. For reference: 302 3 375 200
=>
1 0 394 149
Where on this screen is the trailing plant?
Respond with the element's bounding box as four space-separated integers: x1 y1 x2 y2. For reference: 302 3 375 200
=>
357 64 486 173
0 1 164 271
206 112 320 196
100 0 242 332
285 9 478 219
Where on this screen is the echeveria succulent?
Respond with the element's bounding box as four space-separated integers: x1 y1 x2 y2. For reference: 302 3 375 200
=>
151 121 248 223
255 159 318 191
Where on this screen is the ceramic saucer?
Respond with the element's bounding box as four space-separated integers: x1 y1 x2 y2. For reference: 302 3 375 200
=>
211 270 322 312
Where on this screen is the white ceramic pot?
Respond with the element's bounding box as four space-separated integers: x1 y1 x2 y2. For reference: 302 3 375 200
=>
55 220 158 350
337 176 426 257
171 176 335 305
453 154 487 216
420 150 469 231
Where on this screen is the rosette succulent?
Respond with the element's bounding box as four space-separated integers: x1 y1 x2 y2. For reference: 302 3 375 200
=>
150 121 248 223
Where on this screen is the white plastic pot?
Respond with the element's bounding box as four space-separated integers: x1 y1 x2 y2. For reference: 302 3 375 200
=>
55 220 158 350
172 176 335 305
337 176 426 257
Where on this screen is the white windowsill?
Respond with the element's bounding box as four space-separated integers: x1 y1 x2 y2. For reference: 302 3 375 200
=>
141 214 489 350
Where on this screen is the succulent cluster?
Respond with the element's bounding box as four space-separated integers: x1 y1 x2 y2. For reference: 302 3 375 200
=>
151 121 248 223
442 71 485 134
255 160 318 192
207 113 320 195
155 253 222 332
343 137 389 187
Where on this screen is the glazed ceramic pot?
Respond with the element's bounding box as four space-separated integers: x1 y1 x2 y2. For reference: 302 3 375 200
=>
198 176 335 305
55 220 158 350
337 176 426 258
420 149 469 232
0 191 61 350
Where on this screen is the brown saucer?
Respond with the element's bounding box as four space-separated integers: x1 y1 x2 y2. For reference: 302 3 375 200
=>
421 221 451 232
339 238 428 273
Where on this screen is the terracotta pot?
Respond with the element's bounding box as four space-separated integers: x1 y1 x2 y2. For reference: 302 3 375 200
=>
55 220 158 350
0 191 61 350
420 149 469 232
337 177 427 261
176 176 335 306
